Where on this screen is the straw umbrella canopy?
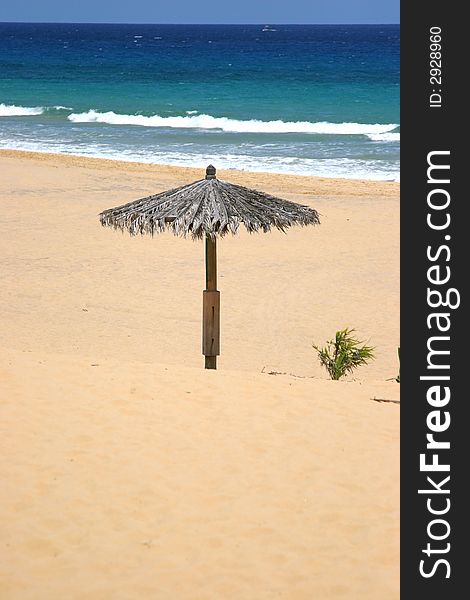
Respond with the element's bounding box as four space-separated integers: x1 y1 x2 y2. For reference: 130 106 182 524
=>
100 165 320 369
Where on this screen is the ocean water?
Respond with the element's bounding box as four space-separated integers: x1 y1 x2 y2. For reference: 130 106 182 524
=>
0 23 399 180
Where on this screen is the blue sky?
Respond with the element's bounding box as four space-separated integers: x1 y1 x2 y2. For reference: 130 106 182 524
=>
0 0 399 24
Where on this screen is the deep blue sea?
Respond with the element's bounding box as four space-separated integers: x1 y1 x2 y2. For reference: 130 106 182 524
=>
0 23 399 180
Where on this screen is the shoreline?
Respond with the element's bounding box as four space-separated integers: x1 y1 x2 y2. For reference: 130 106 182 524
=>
0 149 400 195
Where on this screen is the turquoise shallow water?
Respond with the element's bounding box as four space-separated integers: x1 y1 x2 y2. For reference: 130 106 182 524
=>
0 23 399 179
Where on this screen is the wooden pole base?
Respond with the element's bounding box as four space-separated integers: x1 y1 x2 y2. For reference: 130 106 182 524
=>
202 290 220 369
205 356 217 369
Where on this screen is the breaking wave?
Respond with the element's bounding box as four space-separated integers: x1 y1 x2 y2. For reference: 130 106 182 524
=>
0 103 44 116
68 109 399 136
366 131 400 142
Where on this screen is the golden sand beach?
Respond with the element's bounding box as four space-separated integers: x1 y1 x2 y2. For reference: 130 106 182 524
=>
0 150 399 599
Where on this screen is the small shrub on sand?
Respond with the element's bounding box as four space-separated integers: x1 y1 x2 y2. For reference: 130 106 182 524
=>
312 328 375 380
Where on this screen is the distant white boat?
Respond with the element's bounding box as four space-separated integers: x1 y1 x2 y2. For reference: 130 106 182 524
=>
262 25 277 32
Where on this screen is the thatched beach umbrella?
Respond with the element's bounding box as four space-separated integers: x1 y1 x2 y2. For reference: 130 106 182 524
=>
100 165 320 369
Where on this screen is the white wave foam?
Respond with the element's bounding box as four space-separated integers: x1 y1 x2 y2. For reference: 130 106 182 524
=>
0 103 44 117
68 109 398 135
366 132 400 142
0 138 400 181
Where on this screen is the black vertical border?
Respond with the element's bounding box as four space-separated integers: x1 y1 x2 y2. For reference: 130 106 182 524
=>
401 4 466 598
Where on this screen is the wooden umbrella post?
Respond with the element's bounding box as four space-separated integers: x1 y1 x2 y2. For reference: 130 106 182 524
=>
100 161 320 371
203 234 220 369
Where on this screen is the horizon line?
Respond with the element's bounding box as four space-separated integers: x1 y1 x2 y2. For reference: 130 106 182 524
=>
0 21 400 26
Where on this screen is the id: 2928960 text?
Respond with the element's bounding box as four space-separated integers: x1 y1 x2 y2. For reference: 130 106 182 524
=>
429 26 443 108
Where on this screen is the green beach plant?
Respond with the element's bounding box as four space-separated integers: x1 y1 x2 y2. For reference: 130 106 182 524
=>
312 328 375 380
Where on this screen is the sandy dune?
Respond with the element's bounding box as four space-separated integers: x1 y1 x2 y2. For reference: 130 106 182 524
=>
0 151 399 599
